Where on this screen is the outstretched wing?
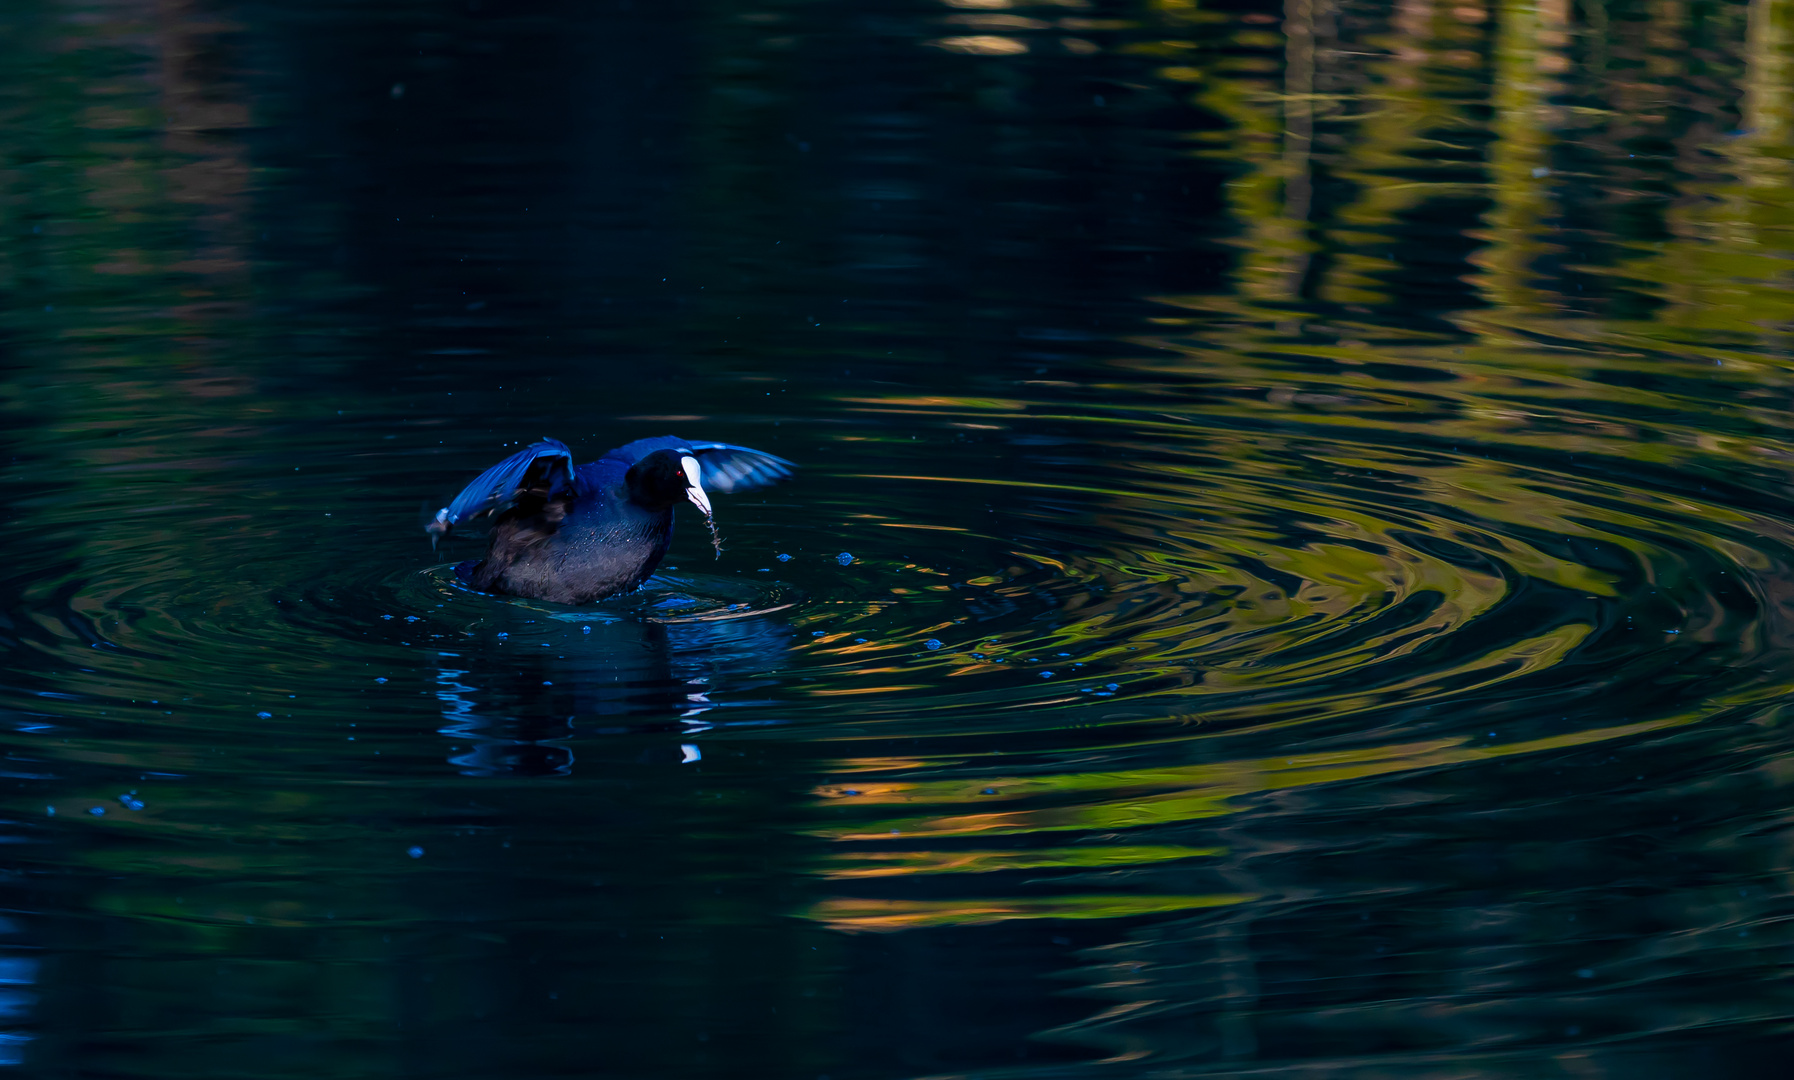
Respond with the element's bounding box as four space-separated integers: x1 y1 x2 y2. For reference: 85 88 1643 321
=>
429 439 577 536
686 442 796 494
605 436 795 495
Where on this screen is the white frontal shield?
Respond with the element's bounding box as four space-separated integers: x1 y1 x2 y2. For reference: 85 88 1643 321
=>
680 455 712 515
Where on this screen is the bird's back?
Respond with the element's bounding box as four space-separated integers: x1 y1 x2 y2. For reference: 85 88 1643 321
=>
467 462 675 604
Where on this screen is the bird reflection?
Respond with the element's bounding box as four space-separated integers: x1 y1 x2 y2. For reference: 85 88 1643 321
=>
433 613 794 776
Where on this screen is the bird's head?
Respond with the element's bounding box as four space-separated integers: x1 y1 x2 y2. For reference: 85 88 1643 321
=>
626 448 712 516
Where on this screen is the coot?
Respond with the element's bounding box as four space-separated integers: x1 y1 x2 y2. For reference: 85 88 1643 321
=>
428 436 793 604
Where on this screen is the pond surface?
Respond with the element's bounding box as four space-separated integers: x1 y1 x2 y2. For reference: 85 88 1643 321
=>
3 0 1794 1076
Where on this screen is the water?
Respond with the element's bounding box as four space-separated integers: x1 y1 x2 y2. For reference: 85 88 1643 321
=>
2 0 1793 1074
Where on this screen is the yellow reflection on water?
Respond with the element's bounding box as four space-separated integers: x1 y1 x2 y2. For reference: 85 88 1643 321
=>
809 893 1255 932
820 844 1224 879
928 35 1031 55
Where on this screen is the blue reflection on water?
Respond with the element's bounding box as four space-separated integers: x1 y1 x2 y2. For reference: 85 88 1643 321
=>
435 597 795 777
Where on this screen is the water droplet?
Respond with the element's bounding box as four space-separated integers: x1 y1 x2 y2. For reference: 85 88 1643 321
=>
836 552 854 565
375 677 387 684
407 846 425 859
582 626 591 634
776 553 793 562
1040 671 1054 678
88 807 105 816
256 711 272 719
924 639 943 650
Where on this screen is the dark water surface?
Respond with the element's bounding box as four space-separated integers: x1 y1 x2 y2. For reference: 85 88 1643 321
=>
3 0 1794 1075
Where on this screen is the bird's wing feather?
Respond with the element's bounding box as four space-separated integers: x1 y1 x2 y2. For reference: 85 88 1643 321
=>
431 439 577 533
686 442 796 494
603 436 795 494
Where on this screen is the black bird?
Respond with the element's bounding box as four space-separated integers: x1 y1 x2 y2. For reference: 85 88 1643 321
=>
428 436 794 604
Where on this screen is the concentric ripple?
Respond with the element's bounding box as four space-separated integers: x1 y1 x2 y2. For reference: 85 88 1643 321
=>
785 328 1794 963
3 319 1793 1070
